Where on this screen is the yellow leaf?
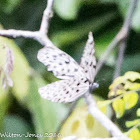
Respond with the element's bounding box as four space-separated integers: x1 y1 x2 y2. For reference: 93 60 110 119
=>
109 76 124 89
112 99 125 118
108 90 124 98
129 128 140 140
124 81 140 90
124 71 140 81
129 83 140 90
123 92 138 110
116 89 124 95
108 91 116 97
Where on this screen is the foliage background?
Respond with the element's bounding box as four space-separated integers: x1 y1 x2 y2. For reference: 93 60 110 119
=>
0 0 140 139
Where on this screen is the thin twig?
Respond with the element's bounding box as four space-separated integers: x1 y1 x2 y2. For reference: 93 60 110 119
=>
96 33 123 74
123 0 138 31
84 93 130 140
114 0 138 78
113 40 127 79
96 0 138 75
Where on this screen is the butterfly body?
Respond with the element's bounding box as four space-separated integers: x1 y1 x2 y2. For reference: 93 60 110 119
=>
37 32 97 103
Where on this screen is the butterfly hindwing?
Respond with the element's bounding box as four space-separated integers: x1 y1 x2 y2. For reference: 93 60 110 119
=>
80 32 96 83
38 77 90 103
37 46 85 80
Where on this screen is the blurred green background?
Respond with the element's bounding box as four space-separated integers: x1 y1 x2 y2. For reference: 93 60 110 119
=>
0 0 140 139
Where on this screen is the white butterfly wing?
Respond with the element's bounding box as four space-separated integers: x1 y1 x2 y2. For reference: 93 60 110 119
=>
80 32 96 83
37 46 85 80
38 77 90 103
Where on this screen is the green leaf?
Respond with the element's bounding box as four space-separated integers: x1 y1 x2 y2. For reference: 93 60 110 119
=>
0 37 30 103
0 44 10 127
122 54 140 73
112 99 125 118
123 92 138 110
95 24 121 65
27 75 68 140
3 115 34 140
117 0 140 32
0 92 10 131
99 0 116 3
54 0 83 20
129 128 140 140
51 12 117 47
0 0 22 14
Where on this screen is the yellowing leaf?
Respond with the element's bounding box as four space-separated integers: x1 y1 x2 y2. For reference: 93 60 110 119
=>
125 120 139 128
129 128 140 140
112 99 125 118
124 71 140 81
97 100 112 108
136 108 140 117
123 92 138 110
58 106 109 139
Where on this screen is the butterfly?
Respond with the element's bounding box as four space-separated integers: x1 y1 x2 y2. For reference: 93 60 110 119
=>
37 32 98 103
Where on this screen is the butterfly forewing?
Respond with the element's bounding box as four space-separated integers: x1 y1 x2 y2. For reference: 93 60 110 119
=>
37 32 97 103
37 46 85 80
80 32 96 83
38 77 90 103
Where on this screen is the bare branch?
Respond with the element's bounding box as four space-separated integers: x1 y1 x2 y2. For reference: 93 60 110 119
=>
39 0 54 35
96 0 138 75
0 29 38 39
113 0 138 78
84 93 130 140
